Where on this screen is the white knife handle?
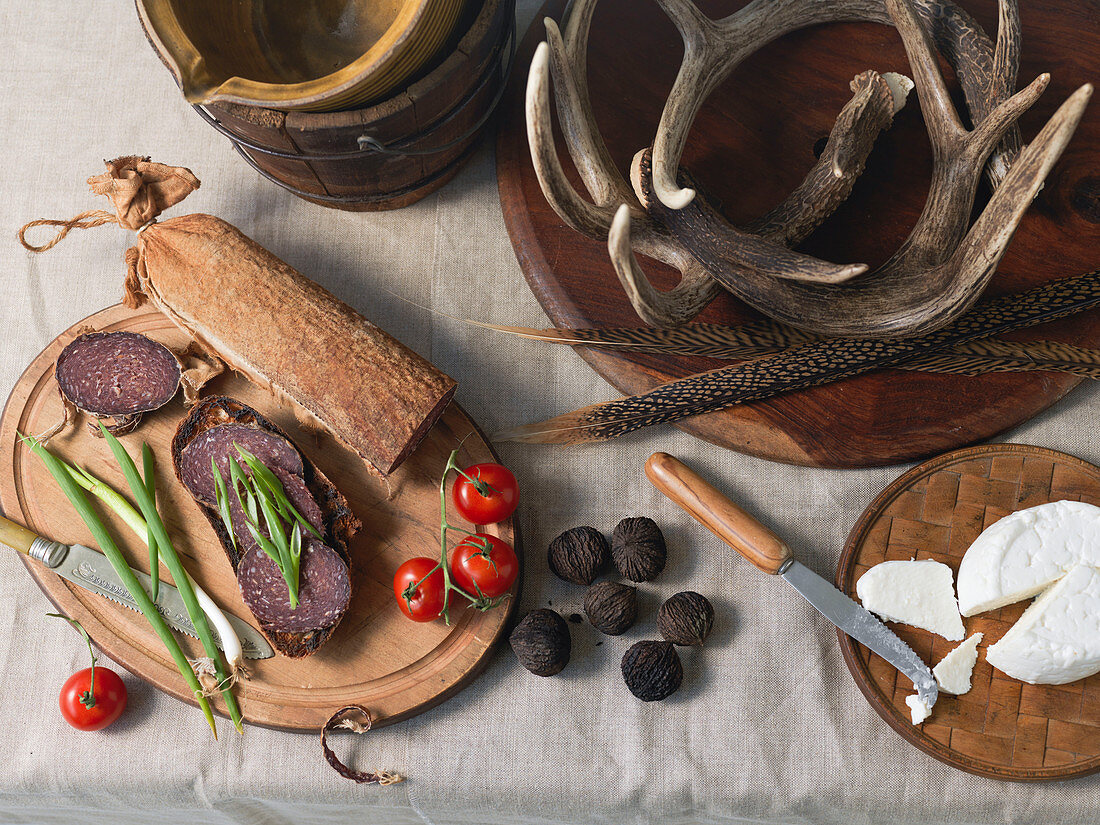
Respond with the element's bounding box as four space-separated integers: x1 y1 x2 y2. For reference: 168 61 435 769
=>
645 452 793 576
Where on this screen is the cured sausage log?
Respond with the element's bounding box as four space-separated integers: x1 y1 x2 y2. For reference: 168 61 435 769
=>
173 396 360 658
90 156 456 477
55 330 182 435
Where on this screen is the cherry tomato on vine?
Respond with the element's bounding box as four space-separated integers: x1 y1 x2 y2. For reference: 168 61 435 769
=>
394 557 446 622
450 534 519 599
452 463 519 524
59 667 127 731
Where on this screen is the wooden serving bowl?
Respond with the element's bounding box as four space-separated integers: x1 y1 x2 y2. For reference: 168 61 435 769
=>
198 0 513 210
136 0 467 111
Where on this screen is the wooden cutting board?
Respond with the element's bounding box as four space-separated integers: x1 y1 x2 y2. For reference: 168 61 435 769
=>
836 444 1100 780
0 304 519 732
496 0 1100 467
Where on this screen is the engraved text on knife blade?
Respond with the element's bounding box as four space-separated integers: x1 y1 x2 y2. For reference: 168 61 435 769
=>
70 559 266 657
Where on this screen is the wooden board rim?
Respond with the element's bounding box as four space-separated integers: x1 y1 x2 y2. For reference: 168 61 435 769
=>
835 443 1100 781
0 304 520 733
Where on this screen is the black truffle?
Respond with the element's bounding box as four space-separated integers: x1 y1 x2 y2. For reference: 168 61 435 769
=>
548 526 609 585
583 581 638 635
621 641 682 701
657 591 714 646
510 609 571 676
611 517 666 582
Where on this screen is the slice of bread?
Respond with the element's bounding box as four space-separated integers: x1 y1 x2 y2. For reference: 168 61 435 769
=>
172 396 360 657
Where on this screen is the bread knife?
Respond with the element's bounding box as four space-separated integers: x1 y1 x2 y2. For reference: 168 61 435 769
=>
0 513 273 659
645 452 937 715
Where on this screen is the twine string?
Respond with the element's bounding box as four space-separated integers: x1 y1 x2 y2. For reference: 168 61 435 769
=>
18 210 119 253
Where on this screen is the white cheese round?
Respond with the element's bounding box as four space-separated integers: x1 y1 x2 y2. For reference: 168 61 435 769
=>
956 500 1100 617
985 563 1100 685
855 559 964 641
932 632 983 695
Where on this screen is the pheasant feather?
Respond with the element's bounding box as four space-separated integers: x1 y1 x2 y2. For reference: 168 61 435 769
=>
496 272 1100 444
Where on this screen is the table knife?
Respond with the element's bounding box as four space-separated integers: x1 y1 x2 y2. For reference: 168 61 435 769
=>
644 452 937 714
0 514 273 659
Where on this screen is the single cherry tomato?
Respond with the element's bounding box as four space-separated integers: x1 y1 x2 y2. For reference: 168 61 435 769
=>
394 557 446 622
450 534 519 599
452 463 519 524
59 666 127 731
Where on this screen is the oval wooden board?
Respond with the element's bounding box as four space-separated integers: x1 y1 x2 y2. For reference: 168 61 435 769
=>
836 444 1100 780
496 0 1100 467
0 304 519 732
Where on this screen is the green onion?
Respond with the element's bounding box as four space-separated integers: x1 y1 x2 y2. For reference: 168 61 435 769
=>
213 446 319 609
142 444 159 603
97 422 244 733
289 526 301 596
235 446 321 540
211 457 238 558
22 434 219 738
56 460 247 699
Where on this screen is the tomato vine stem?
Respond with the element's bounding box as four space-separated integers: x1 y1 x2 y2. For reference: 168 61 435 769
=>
452 465 500 498
402 449 508 623
47 613 98 708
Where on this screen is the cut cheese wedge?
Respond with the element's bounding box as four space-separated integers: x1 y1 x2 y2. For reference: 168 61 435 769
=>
956 500 1100 617
856 559 965 641
985 563 1100 684
933 632 983 695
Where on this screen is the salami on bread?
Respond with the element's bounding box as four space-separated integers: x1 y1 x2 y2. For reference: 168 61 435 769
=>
172 396 360 658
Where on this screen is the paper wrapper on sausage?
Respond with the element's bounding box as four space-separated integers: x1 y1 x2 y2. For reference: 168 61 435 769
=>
89 156 457 477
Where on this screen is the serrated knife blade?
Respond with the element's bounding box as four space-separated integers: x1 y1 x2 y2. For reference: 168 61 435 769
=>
645 453 937 714
1 514 273 659
780 560 937 705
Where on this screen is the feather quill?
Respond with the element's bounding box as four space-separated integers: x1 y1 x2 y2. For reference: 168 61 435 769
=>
468 319 814 359
496 272 1100 444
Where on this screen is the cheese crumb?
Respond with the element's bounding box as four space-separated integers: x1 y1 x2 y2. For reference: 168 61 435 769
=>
932 633 983 695
905 693 932 725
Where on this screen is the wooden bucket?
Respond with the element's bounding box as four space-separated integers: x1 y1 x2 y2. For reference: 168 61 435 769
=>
196 0 514 211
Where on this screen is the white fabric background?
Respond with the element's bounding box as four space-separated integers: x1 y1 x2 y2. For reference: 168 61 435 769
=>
1 1 1099 823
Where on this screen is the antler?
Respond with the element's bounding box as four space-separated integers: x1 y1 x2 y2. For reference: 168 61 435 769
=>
634 0 1090 337
526 2 906 326
648 0 1024 210
526 0 1082 334
526 37 718 326
610 71 910 324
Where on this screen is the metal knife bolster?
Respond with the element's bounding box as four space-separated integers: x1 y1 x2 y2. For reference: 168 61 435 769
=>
780 560 938 702
28 537 67 567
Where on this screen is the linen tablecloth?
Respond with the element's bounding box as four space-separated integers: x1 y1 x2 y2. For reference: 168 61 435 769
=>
2 1 1098 823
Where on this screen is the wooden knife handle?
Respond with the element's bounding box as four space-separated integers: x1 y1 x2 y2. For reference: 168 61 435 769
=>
645 452 792 575
0 514 40 555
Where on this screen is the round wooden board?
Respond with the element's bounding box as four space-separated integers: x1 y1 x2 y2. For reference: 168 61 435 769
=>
496 0 1100 468
836 444 1100 780
0 304 519 732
